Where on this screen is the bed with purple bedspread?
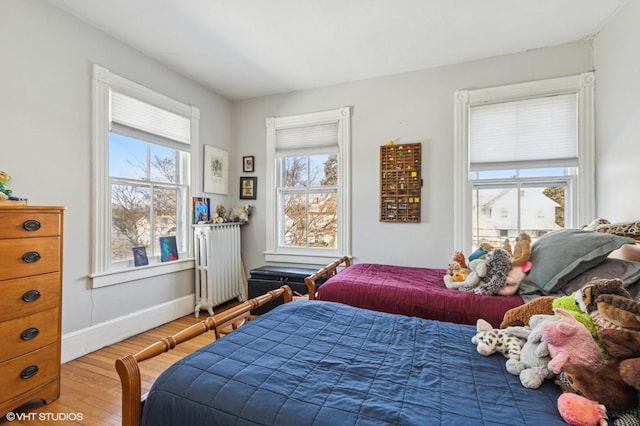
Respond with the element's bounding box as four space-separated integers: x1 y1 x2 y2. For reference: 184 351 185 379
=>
316 262 523 328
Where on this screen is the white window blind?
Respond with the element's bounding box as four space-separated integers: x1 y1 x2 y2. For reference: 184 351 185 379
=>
275 122 339 156
469 94 577 170
110 91 190 145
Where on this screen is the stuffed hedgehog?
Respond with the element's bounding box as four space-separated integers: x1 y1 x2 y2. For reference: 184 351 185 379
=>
459 248 512 295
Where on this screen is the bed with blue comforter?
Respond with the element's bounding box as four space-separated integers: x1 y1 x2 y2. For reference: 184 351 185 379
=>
140 301 565 426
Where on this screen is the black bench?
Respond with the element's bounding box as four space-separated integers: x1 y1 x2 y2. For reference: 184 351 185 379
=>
248 265 327 314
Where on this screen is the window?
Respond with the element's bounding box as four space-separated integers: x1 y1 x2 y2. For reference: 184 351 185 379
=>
265 107 351 264
453 73 595 252
91 65 199 287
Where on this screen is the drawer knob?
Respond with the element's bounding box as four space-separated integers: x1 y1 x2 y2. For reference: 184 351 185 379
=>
22 251 41 263
22 290 41 302
21 327 40 341
23 220 42 232
20 365 39 379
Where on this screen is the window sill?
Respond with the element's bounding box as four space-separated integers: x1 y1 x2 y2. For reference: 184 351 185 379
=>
89 258 195 288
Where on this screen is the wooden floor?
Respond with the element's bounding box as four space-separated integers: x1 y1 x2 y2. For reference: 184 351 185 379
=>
1 302 239 425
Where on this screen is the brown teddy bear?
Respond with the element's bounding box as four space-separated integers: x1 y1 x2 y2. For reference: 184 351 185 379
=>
559 360 638 411
511 232 531 267
500 296 556 328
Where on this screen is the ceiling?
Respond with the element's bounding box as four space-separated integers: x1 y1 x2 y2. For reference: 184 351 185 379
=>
46 0 626 100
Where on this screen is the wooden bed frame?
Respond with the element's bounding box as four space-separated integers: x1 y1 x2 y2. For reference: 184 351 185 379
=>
304 255 351 299
115 285 293 426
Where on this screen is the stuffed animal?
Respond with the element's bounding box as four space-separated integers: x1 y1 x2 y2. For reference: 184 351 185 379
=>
505 314 558 389
552 293 604 355
541 308 605 374
444 258 484 290
459 248 512 295
500 295 556 328
452 250 467 269
557 393 608 426
620 358 640 391
471 318 525 361
502 238 512 255
0 170 11 200
555 290 640 417
559 360 638 411
583 218 611 231
228 204 252 222
511 232 531 267
592 293 640 359
446 259 463 277
450 268 470 283
574 277 630 314
496 261 532 296
468 242 493 261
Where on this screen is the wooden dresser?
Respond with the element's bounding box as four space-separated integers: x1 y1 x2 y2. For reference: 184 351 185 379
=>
0 206 64 416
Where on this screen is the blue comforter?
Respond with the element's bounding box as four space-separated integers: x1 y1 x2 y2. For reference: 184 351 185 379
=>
142 301 564 425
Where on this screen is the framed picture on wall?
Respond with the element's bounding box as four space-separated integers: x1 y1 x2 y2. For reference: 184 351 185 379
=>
242 155 255 173
240 177 257 200
203 145 229 195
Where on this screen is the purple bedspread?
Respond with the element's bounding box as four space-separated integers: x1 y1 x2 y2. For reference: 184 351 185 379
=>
317 263 523 327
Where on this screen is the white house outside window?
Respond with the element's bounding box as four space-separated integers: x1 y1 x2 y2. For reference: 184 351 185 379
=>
265 107 351 264
91 65 199 288
453 73 595 252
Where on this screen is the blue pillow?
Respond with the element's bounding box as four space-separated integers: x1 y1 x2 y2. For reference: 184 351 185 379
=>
520 229 636 294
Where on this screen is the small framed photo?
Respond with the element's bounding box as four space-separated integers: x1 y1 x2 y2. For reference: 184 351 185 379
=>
240 177 257 200
192 197 211 224
159 236 179 262
243 155 255 173
132 246 149 267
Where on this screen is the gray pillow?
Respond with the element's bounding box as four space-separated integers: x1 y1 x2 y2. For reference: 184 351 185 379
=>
559 258 640 295
520 229 637 294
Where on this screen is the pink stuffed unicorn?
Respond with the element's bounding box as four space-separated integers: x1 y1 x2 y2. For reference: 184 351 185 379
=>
541 308 605 374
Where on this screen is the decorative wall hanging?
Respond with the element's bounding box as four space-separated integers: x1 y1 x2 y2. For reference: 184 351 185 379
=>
380 142 422 222
203 145 229 195
240 176 257 200
243 155 255 173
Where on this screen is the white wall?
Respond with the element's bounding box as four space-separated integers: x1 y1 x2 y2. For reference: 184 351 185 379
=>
232 42 595 271
0 0 233 360
594 0 640 221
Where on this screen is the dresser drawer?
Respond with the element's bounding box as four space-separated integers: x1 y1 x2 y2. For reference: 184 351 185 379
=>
0 237 60 281
0 343 59 401
0 273 60 322
0 308 59 363
0 210 61 239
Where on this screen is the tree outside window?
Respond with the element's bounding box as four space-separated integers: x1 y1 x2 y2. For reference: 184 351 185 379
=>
280 154 337 248
109 133 188 263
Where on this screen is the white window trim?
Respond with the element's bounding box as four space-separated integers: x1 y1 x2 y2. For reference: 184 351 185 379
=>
453 73 595 253
90 64 200 288
264 107 351 265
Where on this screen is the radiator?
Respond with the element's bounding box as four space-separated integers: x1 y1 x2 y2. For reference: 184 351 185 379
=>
193 223 247 317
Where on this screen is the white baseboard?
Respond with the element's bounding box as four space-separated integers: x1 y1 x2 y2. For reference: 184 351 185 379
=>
61 294 196 363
